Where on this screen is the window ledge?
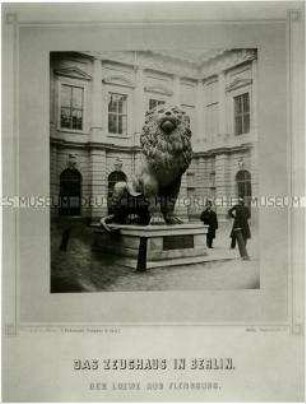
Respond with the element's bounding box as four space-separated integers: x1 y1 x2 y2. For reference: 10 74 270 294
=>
235 132 251 137
58 128 89 135
107 134 130 140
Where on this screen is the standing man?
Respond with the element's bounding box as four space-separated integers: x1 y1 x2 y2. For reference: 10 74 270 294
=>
228 197 251 249
200 200 218 248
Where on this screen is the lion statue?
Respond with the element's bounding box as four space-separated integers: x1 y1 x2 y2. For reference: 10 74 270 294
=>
100 104 193 232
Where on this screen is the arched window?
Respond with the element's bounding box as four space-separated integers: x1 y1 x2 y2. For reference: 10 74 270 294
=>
59 168 82 216
236 170 252 201
107 171 127 211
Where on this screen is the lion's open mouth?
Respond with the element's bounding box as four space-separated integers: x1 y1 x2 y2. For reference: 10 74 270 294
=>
160 118 176 133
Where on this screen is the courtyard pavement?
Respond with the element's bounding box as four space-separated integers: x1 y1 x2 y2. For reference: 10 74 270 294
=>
51 219 259 293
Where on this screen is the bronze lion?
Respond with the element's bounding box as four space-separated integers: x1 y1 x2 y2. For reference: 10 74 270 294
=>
101 105 193 232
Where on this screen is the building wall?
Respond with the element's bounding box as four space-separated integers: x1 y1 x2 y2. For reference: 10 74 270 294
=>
50 50 258 221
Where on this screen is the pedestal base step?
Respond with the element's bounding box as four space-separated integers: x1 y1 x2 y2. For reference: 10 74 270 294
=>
92 223 214 270
109 253 234 270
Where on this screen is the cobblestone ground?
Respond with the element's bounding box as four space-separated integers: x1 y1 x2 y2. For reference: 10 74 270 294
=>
51 219 259 293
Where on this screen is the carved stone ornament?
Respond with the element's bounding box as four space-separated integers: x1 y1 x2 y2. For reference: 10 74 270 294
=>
54 67 92 81
102 75 135 88
238 158 244 170
67 154 77 168
226 78 252 92
144 85 173 97
114 158 123 171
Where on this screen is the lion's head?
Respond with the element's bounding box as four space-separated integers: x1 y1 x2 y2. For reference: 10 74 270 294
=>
140 105 193 182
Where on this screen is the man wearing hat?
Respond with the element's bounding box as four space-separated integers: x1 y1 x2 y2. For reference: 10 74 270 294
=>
200 200 218 248
228 197 251 249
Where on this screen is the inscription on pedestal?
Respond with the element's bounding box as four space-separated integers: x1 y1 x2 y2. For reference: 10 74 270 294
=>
163 235 194 250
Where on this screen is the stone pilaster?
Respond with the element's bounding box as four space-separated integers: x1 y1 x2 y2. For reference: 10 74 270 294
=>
197 156 208 202
90 58 104 141
89 148 107 219
228 154 237 200
215 153 230 216
134 66 145 147
218 71 226 138
101 63 109 141
195 80 204 150
202 82 208 145
251 59 258 136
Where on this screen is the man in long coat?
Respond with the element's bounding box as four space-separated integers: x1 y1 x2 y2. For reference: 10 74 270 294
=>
200 201 218 248
228 198 251 248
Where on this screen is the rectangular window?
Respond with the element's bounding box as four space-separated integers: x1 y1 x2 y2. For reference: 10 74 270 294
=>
234 93 250 135
149 99 165 111
60 84 84 130
108 93 127 135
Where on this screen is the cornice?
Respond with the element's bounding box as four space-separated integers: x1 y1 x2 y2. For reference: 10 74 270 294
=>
144 85 173 97
201 49 257 78
51 137 253 156
226 78 253 92
180 77 198 86
54 66 92 81
50 137 141 153
194 143 253 157
101 58 135 70
103 75 135 88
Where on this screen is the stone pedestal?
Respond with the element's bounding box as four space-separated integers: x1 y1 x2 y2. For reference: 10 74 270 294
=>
93 223 209 269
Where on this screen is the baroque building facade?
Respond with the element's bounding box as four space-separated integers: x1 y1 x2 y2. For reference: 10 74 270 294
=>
50 49 258 220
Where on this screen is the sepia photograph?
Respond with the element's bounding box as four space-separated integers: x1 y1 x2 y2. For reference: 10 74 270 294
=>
50 49 260 293
2 2 304 402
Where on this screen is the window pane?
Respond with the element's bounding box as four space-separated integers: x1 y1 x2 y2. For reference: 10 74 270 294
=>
109 93 126 113
108 94 117 112
243 93 250 112
61 85 71 108
119 95 127 113
118 116 123 134
113 98 119 112
235 96 242 114
123 116 127 134
118 116 127 134
108 93 127 134
234 93 250 135
235 116 242 135
118 98 123 114
72 87 83 109
60 107 71 128
60 85 84 130
149 99 165 110
243 113 250 133
72 109 83 130
108 114 117 133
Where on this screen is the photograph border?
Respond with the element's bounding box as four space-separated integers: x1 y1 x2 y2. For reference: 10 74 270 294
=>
2 2 304 333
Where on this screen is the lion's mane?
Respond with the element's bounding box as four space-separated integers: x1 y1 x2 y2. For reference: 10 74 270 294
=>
140 105 192 185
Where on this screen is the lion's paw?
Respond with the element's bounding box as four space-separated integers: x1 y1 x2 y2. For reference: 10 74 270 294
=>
149 215 165 225
164 216 184 225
